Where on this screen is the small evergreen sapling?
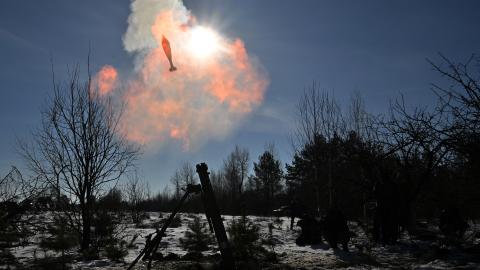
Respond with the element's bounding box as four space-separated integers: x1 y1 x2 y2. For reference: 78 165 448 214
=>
227 215 265 260
180 216 214 252
262 222 280 262
104 239 128 262
39 215 78 266
40 215 78 256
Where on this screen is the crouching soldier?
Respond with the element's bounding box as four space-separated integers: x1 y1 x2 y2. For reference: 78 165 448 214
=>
296 214 322 246
323 207 351 251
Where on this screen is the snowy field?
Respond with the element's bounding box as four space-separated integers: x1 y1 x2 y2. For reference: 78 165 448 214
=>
3 212 480 269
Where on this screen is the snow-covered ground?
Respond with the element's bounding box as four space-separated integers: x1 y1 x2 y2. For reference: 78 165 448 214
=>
3 212 480 269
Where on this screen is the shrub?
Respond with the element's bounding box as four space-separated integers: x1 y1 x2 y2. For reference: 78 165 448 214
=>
158 215 182 229
227 215 265 260
90 210 127 261
127 233 139 249
0 205 31 248
180 216 214 252
261 222 281 262
81 246 99 261
274 217 284 229
170 215 182 228
92 210 117 248
40 215 78 258
0 248 18 268
104 239 128 262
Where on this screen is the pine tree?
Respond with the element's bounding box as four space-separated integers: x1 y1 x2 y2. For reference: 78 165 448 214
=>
104 240 128 262
227 215 265 260
253 150 283 215
180 216 214 252
40 215 78 265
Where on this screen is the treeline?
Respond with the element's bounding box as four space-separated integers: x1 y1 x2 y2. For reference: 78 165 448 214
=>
101 145 286 216
97 55 480 228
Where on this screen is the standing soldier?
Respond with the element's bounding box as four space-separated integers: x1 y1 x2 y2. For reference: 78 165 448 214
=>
374 179 401 245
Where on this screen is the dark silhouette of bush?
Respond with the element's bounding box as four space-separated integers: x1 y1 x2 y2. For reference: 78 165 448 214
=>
40 216 79 255
38 215 78 269
98 188 124 212
180 216 214 252
81 246 99 261
261 222 281 262
86 210 127 261
0 248 18 268
92 210 117 248
159 214 182 229
104 239 128 262
227 215 265 261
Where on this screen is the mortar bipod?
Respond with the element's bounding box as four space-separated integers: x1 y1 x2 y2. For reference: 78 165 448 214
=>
127 162 235 270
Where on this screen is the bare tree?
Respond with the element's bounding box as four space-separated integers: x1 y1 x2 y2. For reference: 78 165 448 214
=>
125 172 148 224
170 170 182 201
209 169 226 196
291 83 347 209
374 54 480 224
178 162 198 186
170 162 198 200
348 91 379 142
0 167 32 204
292 82 346 151
0 166 41 222
377 96 451 229
427 54 480 134
373 53 480 228
223 146 249 195
20 64 139 250
222 145 249 213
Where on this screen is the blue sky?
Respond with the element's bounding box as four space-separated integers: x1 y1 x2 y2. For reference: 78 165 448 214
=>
1 0 479 192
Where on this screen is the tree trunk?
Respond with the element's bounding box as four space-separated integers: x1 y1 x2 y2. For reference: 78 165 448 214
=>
81 202 91 250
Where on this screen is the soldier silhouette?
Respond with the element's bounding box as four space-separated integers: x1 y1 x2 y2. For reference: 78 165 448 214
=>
296 214 322 246
323 205 351 251
374 179 401 245
290 198 300 230
439 206 468 243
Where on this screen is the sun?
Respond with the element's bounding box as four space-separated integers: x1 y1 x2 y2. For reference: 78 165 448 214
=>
188 26 220 59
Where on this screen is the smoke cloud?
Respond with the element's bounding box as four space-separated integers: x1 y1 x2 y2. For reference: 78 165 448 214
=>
99 0 268 151
95 65 118 96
